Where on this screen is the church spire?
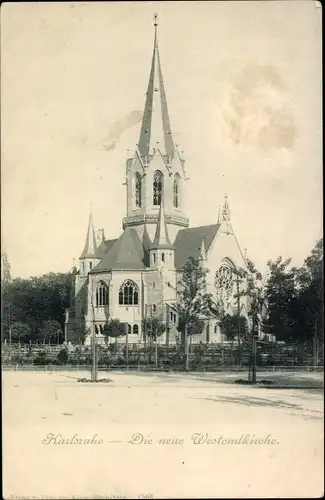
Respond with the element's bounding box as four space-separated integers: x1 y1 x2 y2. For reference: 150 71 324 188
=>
220 194 232 235
137 14 175 158
151 196 173 249
221 194 231 222
80 209 97 259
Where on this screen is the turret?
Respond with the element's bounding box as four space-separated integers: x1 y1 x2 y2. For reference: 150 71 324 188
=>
79 209 99 276
149 194 174 268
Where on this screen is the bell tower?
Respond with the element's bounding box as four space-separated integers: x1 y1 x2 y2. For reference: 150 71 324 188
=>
122 15 189 243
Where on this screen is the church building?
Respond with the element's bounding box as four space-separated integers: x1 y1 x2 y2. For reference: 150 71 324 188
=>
65 18 250 345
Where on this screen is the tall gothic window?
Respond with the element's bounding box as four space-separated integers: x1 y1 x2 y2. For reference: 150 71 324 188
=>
135 172 142 208
96 281 109 307
133 324 139 335
173 173 180 208
214 264 234 309
153 170 163 206
118 280 139 305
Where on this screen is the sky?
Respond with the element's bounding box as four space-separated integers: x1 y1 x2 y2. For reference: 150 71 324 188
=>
1 1 322 279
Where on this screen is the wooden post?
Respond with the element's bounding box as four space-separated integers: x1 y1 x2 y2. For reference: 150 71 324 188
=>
237 275 241 366
91 323 97 382
155 334 158 368
165 303 170 346
252 335 257 384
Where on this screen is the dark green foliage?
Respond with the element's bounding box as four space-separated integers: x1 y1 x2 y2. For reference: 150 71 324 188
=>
1 272 71 342
219 314 248 341
142 315 165 341
10 322 31 342
173 257 213 338
58 348 69 365
40 320 62 343
102 319 126 343
264 239 323 344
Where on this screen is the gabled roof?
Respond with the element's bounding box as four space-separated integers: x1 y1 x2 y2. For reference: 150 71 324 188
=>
95 238 118 259
90 228 150 273
174 224 220 269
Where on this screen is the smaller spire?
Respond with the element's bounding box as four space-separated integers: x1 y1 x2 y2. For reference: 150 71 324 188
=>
72 258 78 274
151 196 173 249
198 239 207 262
222 194 231 222
80 210 97 259
101 228 105 242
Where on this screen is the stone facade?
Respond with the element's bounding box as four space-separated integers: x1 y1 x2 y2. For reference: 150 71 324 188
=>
65 20 252 346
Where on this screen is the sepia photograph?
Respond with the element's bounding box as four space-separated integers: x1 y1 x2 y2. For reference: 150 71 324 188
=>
1 1 323 498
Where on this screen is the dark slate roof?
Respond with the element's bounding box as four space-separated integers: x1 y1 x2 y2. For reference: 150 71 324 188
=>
174 224 220 269
95 238 118 259
90 228 150 273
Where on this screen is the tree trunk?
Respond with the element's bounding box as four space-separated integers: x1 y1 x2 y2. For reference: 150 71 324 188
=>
155 336 158 368
184 324 189 372
91 335 97 382
252 336 257 383
248 316 257 384
126 328 129 369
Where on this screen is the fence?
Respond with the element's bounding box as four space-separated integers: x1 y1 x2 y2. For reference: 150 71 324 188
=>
2 364 324 373
2 340 324 370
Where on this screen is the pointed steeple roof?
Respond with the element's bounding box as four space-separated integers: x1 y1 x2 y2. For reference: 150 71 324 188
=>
151 196 173 249
91 228 147 272
138 15 175 158
79 210 97 259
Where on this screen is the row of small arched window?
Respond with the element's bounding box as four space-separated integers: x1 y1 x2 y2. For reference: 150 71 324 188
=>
96 280 139 307
135 170 180 208
94 324 139 335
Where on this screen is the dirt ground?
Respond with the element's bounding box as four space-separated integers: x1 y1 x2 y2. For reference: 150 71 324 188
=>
3 370 324 499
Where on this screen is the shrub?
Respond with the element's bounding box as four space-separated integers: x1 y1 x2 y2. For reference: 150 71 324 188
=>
58 348 69 365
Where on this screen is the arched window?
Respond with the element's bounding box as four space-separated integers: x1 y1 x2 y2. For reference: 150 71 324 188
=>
135 172 142 208
153 170 163 205
173 173 180 208
118 280 139 305
99 325 104 335
215 264 234 306
95 325 99 335
128 324 131 335
96 281 109 307
133 324 139 335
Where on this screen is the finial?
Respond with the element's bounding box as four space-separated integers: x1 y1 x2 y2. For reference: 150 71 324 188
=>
221 193 231 224
217 205 221 224
153 13 158 47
